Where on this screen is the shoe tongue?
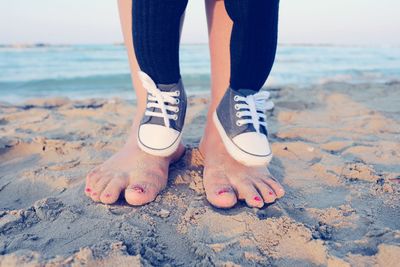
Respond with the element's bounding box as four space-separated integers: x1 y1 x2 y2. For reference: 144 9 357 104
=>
157 82 179 92
237 88 257 97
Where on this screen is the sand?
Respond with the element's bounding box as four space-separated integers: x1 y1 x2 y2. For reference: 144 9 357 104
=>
0 82 399 266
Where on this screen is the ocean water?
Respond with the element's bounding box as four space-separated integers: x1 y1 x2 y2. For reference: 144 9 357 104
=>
0 44 399 103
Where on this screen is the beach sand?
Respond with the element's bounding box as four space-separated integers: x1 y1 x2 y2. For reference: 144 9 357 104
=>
0 82 399 266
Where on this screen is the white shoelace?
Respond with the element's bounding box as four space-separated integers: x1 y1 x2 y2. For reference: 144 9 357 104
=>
139 71 180 128
234 91 274 134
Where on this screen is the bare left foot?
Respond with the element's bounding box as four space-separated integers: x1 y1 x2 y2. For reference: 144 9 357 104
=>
200 121 285 209
84 125 185 206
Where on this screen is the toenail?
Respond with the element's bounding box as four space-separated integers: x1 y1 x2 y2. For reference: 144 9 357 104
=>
268 191 274 196
131 185 144 193
85 188 91 192
105 194 111 198
92 192 97 196
254 196 262 201
217 188 231 195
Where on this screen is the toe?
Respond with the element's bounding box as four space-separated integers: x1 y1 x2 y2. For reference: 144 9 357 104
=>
85 167 102 197
124 182 161 206
262 176 285 198
253 179 277 203
235 180 264 208
91 177 111 202
203 169 237 209
84 185 92 197
100 179 127 204
205 184 237 209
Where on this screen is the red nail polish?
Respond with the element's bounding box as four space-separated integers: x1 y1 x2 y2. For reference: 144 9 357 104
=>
85 188 91 192
254 196 262 201
217 188 230 195
269 191 274 196
132 185 144 193
105 194 111 198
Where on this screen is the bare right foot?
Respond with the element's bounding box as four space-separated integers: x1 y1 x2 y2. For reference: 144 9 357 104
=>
84 126 185 206
200 120 285 209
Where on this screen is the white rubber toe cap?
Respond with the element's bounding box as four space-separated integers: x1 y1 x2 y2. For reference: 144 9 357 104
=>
213 112 272 166
138 124 181 156
232 132 271 157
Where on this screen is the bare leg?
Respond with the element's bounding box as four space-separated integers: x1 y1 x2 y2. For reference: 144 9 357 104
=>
84 0 185 206
200 0 285 208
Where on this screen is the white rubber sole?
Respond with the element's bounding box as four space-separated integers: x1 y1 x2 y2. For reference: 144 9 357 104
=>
137 133 182 157
213 112 272 166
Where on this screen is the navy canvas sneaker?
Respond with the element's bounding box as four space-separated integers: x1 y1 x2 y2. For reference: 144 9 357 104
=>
213 87 274 166
137 71 187 157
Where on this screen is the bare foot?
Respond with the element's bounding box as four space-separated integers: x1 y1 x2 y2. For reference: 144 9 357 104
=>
200 121 285 209
84 126 185 206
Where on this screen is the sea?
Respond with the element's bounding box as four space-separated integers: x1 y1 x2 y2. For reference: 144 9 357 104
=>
0 44 399 103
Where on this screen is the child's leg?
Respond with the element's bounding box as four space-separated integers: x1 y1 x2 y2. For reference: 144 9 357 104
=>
132 0 188 84
213 0 279 166
225 0 279 92
133 0 189 157
84 0 186 206
201 0 284 209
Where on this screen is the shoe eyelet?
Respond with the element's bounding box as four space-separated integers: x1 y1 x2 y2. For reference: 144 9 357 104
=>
234 104 240 110
236 121 242 127
175 99 180 104
175 107 179 113
173 115 178 120
234 95 239 101
175 90 180 96
236 112 240 118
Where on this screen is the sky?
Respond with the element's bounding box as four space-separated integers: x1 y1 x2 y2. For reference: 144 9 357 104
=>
1 0 399 46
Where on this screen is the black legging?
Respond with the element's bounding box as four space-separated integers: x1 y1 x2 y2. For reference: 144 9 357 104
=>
132 0 279 92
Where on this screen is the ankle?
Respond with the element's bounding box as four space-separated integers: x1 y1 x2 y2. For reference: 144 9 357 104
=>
199 119 219 155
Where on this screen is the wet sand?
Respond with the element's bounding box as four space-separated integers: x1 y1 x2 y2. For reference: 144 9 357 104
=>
0 82 399 266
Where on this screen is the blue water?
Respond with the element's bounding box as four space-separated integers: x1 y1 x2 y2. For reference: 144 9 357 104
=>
0 44 399 103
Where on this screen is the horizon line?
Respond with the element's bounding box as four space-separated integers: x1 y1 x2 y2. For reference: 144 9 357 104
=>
1 42 399 48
